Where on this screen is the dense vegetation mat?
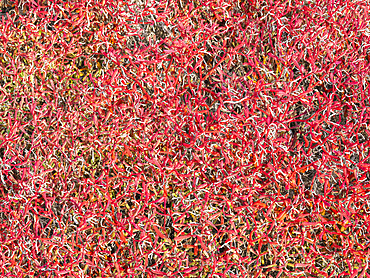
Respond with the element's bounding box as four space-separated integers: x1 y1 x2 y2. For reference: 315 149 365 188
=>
1 0 370 277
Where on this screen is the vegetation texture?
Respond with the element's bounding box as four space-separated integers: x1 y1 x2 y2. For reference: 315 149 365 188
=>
1 0 370 277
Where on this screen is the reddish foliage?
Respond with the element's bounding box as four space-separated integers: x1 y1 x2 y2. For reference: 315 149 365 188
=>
1 0 370 277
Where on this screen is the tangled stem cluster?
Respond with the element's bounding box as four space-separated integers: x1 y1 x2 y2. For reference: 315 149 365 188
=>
1 0 370 277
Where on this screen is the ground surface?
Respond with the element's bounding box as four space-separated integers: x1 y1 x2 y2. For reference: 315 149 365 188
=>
1 0 370 277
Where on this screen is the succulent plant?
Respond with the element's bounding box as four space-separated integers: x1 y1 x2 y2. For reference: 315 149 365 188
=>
0 0 370 277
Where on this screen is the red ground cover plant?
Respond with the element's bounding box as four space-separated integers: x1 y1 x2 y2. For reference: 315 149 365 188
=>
1 0 370 277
